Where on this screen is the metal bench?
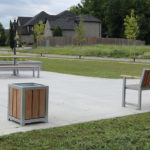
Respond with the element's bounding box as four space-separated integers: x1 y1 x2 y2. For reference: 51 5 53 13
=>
121 69 150 110
0 65 40 78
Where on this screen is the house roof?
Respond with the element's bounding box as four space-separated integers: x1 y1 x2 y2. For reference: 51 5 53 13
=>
17 17 32 26
56 10 76 19
24 11 50 26
49 17 75 30
15 10 101 34
76 15 101 23
48 11 76 30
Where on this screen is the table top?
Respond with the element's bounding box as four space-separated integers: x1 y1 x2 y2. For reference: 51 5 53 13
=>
0 56 30 58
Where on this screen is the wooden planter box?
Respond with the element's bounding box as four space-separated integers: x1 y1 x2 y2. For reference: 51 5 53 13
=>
8 83 49 126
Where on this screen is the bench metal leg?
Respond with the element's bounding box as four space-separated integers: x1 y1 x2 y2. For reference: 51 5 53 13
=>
37 67 40 78
33 68 35 77
122 78 126 107
137 89 142 110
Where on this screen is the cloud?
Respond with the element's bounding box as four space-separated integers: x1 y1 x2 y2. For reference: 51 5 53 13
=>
0 0 81 29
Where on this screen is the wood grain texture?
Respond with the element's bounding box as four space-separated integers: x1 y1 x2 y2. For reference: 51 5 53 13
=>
16 89 21 119
32 89 40 118
142 72 150 87
9 88 13 116
25 90 32 120
39 89 46 118
12 89 17 118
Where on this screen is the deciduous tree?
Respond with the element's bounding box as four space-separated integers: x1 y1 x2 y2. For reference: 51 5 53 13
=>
74 20 86 46
74 20 86 58
124 9 139 61
33 21 45 46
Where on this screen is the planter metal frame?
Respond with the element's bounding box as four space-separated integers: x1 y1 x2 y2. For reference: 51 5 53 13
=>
8 83 49 126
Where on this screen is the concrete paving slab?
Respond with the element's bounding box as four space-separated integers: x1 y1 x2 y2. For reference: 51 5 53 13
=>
0 71 150 136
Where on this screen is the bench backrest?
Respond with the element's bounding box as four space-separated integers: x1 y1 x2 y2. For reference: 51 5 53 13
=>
140 69 150 88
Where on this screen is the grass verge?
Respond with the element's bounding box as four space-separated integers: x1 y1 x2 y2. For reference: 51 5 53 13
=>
16 45 150 58
1 112 150 149
33 57 150 78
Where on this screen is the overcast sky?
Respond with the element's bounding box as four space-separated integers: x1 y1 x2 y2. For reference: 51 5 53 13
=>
0 0 81 29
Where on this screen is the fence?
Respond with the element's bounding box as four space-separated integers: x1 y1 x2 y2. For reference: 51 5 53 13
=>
37 37 145 46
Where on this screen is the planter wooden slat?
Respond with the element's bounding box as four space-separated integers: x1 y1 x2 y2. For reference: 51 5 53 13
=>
32 89 40 119
13 89 17 118
16 89 21 119
39 89 46 118
9 88 13 116
25 90 32 120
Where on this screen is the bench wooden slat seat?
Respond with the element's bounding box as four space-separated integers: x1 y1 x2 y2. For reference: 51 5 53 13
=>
121 69 150 110
0 65 40 78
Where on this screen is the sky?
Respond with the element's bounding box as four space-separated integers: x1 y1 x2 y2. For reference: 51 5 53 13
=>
0 0 81 29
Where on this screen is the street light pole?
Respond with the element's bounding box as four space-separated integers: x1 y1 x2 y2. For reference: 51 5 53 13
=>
13 37 17 76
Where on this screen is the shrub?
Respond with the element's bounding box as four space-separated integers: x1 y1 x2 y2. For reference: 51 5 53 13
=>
53 26 62 37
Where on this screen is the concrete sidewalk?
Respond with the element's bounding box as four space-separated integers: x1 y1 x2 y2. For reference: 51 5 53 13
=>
0 71 150 136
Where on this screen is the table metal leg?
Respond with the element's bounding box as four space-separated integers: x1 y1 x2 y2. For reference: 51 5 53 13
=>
33 68 35 77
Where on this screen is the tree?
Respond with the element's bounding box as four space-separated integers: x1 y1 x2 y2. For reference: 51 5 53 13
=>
74 20 86 58
124 9 139 61
33 21 45 46
70 5 82 15
0 23 6 46
53 26 62 36
124 9 139 40
74 20 86 46
9 20 16 50
71 0 150 44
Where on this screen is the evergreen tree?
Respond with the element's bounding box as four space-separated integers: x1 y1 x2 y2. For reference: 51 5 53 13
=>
0 23 6 46
53 26 62 37
9 21 15 50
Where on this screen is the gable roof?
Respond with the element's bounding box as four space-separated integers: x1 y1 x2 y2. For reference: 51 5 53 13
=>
76 15 101 23
49 17 75 30
17 17 32 26
47 10 76 30
24 11 50 26
15 10 101 34
47 11 101 30
56 10 76 19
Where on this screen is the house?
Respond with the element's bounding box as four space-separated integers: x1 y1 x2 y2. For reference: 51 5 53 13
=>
15 11 49 44
44 11 102 38
15 10 102 44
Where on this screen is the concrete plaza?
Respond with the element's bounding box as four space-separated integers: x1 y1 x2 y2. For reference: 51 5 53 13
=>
0 71 150 136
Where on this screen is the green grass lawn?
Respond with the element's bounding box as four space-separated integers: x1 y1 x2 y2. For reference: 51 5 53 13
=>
0 56 150 149
33 57 150 78
16 44 150 58
1 112 150 149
